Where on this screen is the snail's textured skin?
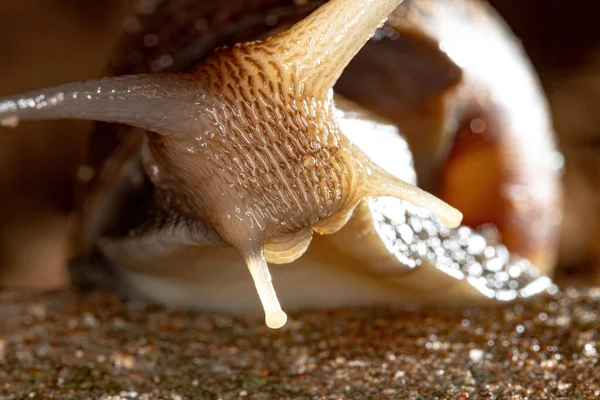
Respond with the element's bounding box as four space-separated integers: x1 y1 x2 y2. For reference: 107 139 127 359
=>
84 0 561 262
74 0 560 310
0 0 562 318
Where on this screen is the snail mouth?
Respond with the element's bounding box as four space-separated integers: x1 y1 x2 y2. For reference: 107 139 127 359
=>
264 228 314 265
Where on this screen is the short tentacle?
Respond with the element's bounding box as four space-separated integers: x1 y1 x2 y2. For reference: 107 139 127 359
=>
362 165 463 228
242 249 288 329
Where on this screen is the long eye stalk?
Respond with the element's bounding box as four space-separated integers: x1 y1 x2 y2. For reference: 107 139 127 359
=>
265 0 406 97
0 74 204 137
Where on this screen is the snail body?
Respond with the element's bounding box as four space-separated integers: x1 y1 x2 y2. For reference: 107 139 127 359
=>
0 0 561 328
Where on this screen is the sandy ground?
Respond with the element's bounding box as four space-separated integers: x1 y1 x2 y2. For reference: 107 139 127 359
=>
1 289 599 399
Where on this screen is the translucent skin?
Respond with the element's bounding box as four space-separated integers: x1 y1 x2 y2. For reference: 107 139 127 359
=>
86 0 559 304
0 0 562 326
144 42 460 244
0 0 462 328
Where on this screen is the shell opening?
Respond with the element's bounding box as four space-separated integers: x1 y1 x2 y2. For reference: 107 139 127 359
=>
246 254 288 329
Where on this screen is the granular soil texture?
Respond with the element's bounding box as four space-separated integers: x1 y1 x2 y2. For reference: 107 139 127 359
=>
0 288 599 399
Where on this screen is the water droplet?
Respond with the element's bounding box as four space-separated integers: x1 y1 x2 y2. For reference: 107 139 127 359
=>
143 34 159 48
469 349 484 362
470 118 486 133
265 15 278 26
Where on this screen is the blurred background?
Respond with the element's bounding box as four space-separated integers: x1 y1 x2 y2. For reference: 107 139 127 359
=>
0 0 599 289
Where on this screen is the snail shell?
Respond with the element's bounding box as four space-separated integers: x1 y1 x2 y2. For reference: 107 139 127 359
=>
0 0 562 328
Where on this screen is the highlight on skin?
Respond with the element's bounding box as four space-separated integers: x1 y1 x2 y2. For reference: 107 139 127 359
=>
0 0 463 329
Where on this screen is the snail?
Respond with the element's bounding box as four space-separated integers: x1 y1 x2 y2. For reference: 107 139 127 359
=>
0 0 562 329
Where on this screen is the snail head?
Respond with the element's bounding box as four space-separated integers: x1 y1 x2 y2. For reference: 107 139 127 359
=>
0 0 462 328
